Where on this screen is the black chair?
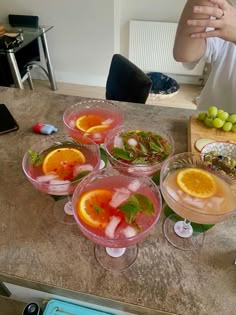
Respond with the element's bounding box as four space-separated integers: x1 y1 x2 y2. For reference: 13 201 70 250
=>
106 54 152 104
0 14 48 89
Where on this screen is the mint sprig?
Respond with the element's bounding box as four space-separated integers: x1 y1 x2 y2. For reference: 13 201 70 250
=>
118 193 155 224
28 149 44 167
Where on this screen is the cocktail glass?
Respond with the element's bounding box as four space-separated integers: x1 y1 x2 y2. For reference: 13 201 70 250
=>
22 134 100 225
104 125 174 177
72 167 162 271
63 99 124 145
160 152 236 251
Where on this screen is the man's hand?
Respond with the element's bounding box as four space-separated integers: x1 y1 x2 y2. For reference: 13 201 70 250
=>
187 0 236 43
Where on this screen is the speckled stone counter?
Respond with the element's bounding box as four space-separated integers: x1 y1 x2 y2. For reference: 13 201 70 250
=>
0 87 236 315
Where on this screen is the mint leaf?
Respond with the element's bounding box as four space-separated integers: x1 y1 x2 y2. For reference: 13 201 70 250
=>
134 193 155 215
94 204 104 213
28 149 44 167
132 157 147 164
149 141 163 153
139 142 148 154
119 193 155 223
111 147 132 161
70 170 90 182
119 195 140 223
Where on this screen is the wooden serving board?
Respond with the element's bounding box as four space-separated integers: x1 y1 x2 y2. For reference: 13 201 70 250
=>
188 116 236 152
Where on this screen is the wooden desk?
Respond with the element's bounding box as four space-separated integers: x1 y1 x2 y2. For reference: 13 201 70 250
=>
0 87 235 315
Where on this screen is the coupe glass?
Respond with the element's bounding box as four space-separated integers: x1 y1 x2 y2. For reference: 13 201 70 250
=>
104 125 174 177
22 134 100 225
160 152 236 251
72 167 162 271
63 99 124 145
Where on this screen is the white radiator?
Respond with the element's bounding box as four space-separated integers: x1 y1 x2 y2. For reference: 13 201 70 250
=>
129 20 205 77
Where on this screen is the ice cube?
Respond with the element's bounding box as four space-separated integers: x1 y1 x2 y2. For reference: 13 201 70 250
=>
113 135 123 148
210 196 224 211
36 174 58 183
92 133 102 140
99 160 105 170
48 179 71 195
166 186 180 202
73 164 93 177
127 179 141 192
69 120 75 128
109 188 131 208
105 216 121 239
127 138 138 146
120 225 137 238
182 195 203 209
102 118 113 125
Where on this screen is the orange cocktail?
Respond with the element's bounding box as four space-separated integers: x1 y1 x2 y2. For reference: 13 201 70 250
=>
160 152 236 251
162 167 236 224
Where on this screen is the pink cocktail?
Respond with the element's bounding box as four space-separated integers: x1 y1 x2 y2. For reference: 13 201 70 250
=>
63 100 124 145
72 167 162 271
22 134 100 224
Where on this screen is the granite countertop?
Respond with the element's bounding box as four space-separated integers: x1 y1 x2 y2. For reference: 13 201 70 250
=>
0 87 236 315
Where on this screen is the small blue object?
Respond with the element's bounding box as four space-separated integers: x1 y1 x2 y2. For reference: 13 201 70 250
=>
33 123 58 135
43 299 113 315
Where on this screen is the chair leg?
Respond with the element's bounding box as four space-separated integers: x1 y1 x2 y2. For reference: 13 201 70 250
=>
27 71 34 90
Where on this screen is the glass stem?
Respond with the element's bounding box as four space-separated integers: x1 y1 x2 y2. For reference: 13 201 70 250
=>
183 219 192 231
106 247 126 258
174 218 193 238
64 195 74 215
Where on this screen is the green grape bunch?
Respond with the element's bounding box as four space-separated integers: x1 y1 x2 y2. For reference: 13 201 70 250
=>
197 106 236 132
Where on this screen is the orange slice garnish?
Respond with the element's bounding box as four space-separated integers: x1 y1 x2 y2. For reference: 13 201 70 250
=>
75 114 104 132
77 189 112 228
86 124 110 134
177 168 216 199
42 147 86 180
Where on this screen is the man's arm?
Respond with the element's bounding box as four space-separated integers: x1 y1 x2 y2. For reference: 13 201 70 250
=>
173 0 212 63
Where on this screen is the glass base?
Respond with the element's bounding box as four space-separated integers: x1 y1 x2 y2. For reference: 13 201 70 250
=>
163 214 205 251
53 199 76 225
94 244 138 271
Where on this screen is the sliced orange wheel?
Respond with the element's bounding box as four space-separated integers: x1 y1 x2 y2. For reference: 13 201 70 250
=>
75 114 104 132
86 124 110 134
177 168 216 199
77 189 113 228
42 147 86 180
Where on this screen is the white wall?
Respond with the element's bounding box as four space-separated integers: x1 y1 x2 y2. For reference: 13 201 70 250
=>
0 0 187 87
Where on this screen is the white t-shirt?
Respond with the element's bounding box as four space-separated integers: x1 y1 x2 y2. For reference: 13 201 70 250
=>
186 37 236 112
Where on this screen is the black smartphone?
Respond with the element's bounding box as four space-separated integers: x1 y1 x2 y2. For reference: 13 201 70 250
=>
0 103 19 135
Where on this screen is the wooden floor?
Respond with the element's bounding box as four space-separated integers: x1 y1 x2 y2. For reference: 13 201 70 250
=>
27 80 202 110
